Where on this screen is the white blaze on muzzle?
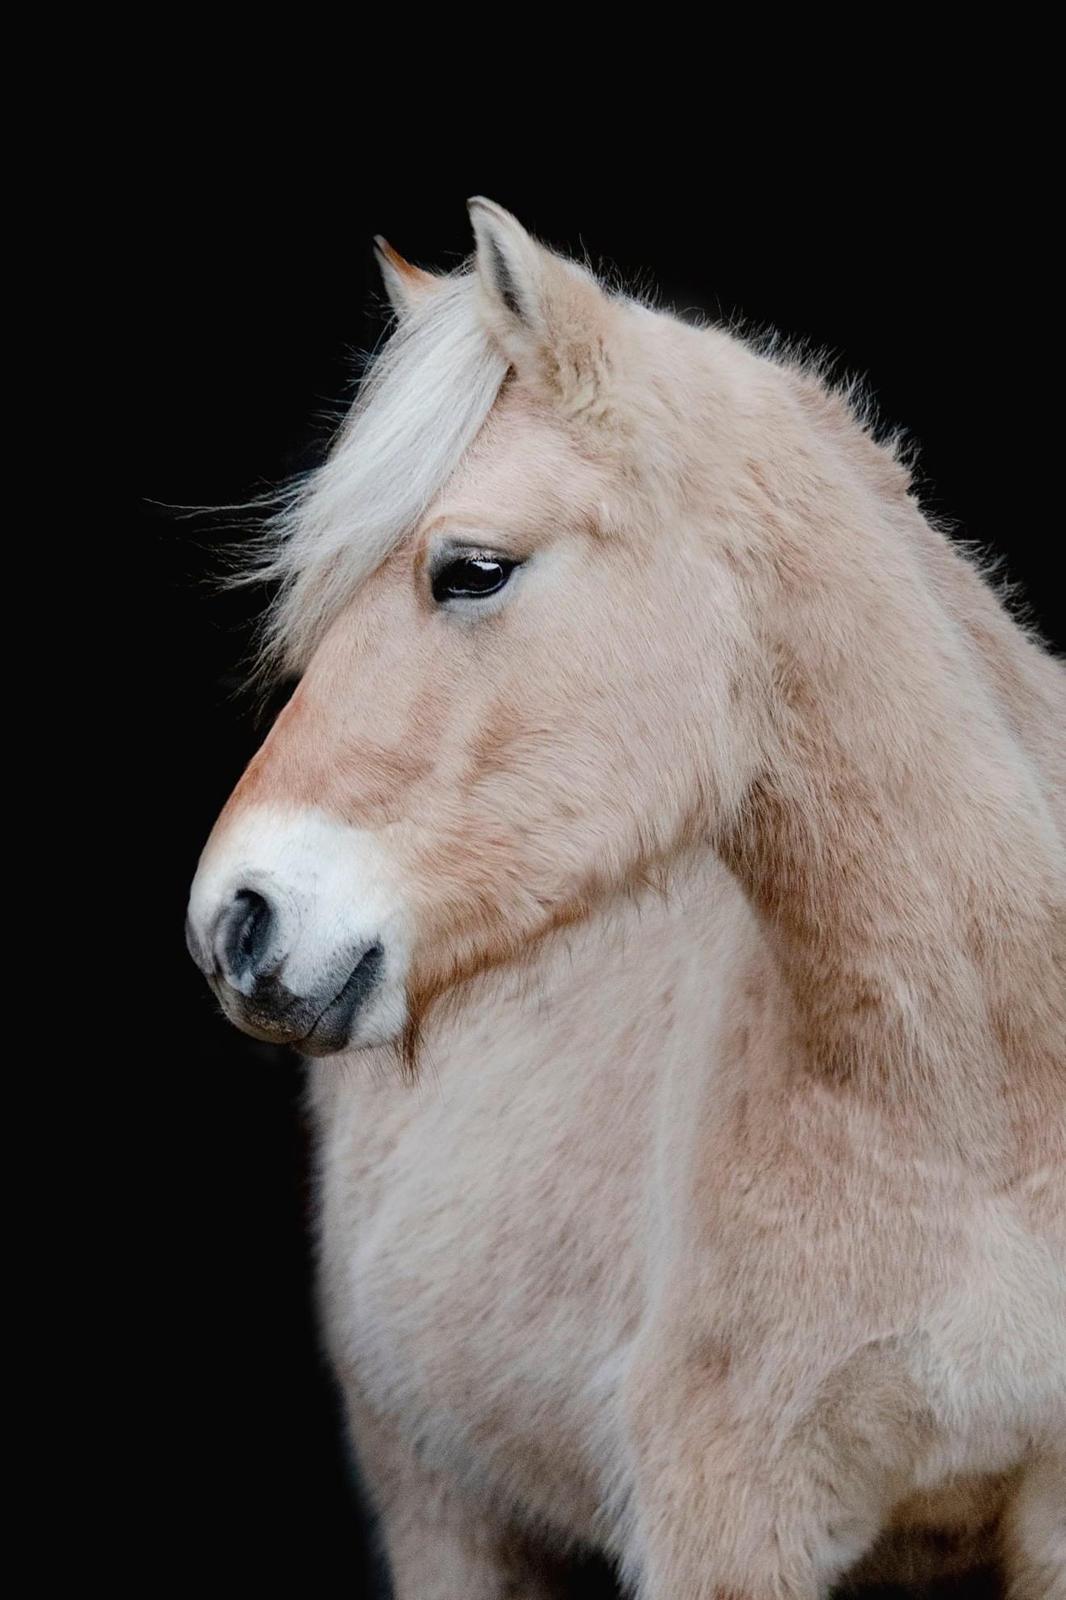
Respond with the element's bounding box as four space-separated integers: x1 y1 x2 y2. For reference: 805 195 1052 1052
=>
186 805 410 1053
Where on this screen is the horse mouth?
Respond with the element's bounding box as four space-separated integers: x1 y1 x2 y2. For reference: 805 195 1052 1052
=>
297 944 386 1056
209 942 386 1055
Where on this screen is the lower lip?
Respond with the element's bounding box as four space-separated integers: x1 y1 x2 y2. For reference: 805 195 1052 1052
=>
298 943 385 1055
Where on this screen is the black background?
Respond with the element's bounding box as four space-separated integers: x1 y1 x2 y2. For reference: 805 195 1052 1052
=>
135 127 1058 1596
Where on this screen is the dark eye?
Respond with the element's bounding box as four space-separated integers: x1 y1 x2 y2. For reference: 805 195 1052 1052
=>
432 555 517 604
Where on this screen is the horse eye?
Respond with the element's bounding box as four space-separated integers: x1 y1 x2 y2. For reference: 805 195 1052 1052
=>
432 555 517 604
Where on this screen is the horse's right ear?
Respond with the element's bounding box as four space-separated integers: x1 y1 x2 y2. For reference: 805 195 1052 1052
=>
373 236 442 316
467 197 615 417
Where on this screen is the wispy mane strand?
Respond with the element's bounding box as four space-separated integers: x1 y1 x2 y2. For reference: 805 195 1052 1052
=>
238 272 508 679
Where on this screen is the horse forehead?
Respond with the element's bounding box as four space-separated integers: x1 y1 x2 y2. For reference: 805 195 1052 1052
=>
438 397 607 520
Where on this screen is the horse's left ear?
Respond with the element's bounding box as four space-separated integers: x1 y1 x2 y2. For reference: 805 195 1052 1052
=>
467 197 614 414
374 236 442 316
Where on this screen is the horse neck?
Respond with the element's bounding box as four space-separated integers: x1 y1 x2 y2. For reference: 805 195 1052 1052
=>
722 485 1065 1160
414 848 753 1090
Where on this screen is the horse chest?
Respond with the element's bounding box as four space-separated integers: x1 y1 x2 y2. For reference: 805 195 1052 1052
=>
312 992 663 1539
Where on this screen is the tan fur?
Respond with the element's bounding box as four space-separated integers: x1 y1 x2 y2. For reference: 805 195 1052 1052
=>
197 204 1065 1596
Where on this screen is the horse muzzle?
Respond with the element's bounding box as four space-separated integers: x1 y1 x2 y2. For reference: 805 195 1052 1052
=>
186 805 409 1054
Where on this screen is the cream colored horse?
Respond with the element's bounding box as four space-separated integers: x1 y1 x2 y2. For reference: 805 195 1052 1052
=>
187 200 1066 1598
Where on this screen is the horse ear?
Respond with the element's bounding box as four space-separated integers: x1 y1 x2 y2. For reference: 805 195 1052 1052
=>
373 236 442 316
467 197 613 412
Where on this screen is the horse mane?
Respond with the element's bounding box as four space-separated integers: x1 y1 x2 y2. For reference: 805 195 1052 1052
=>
238 271 508 679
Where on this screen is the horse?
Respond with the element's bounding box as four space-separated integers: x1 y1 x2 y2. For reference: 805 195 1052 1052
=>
186 199 1066 1598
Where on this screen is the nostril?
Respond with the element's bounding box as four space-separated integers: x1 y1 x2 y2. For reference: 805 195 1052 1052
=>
216 888 275 984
